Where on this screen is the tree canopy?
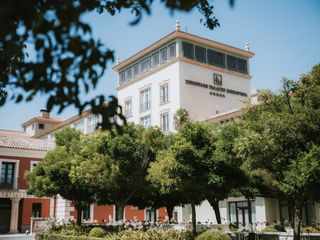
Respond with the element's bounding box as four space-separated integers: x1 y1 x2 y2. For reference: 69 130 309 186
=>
235 64 320 240
27 128 95 225
0 0 230 129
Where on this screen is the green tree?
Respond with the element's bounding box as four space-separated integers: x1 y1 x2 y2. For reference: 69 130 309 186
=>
149 119 214 237
26 128 95 225
73 124 164 221
207 121 249 224
0 0 226 128
235 64 320 240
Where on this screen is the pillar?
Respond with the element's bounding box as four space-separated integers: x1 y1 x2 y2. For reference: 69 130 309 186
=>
9 197 20 233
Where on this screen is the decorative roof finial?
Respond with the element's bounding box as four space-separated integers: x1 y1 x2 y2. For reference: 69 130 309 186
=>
175 20 180 32
116 57 120 65
245 42 250 51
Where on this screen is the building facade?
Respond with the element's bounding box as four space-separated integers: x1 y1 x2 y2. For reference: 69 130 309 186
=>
1 23 319 233
0 130 54 233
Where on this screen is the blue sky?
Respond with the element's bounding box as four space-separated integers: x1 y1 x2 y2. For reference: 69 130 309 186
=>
1 0 319 131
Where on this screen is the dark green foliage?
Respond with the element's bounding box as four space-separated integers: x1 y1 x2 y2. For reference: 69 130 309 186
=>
26 128 95 225
88 227 105 238
37 228 193 240
235 64 320 240
0 0 226 129
195 231 232 240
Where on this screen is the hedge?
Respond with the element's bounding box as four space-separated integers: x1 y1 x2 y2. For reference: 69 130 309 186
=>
36 229 193 240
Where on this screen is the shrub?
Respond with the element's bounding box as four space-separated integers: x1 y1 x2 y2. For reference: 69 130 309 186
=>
89 227 106 238
301 226 320 233
261 224 285 232
196 230 232 240
37 229 194 240
261 226 278 233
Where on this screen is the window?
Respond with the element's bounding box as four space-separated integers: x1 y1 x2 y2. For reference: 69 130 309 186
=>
160 112 169 133
140 57 151 73
87 115 99 133
151 52 159 68
38 123 45 129
132 64 139 78
74 120 84 133
124 99 132 118
195 45 206 63
237 58 248 74
160 48 167 64
279 200 316 225
207 49 225 67
125 67 132 81
32 203 41 218
228 201 255 227
168 42 176 59
30 162 38 172
182 41 194 59
140 115 151 128
82 204 91 220
160 83 169 104
140 88 151 112
146 209 157 222
119 71 125 85
0 162 15 189
227 55 237 71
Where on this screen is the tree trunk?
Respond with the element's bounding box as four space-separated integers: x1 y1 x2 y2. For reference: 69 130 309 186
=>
293 199 303 240
208 199 221 224
116 204 125 222
76 207 83 226
191 203 197 238
165 204 174 223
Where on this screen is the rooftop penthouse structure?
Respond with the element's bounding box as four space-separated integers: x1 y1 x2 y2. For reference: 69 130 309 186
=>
114 21 254 132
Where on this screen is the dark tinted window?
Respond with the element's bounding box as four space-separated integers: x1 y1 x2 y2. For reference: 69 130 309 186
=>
227 55 237 71
160 48 167 63
133 64 139 77
119 71 125 84
207 49 225 67
237 58 248 74
168 43 176 59
182 42 194 59
195 45 206 63
151 52 159 68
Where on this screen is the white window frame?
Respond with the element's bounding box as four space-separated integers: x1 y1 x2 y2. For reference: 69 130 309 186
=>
160 83 169 105
160 47 167 64
168 42 176 59
124 98 133 118
30 161 39 172
160 112 170 133
140 115 151 128
87 115 99 133
74 119 85 133
140 87 151 112
0 159 20 189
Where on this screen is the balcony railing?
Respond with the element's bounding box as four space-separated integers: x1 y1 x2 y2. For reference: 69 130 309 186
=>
140 102 151 112
0 177 18 190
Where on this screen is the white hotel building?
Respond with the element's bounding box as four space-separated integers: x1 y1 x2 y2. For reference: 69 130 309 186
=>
5 22 318 230
113 22 320 228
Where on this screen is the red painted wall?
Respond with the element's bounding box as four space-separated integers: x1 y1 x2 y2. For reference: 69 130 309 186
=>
124 205 144 221
20 198 51 225
158 207 168 223
93 205 114 223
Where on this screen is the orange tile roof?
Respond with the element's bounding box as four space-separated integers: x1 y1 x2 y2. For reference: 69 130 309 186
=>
0 130 54 151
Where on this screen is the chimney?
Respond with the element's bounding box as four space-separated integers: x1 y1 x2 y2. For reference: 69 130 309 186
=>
116 57 120 65
40 109 50 118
